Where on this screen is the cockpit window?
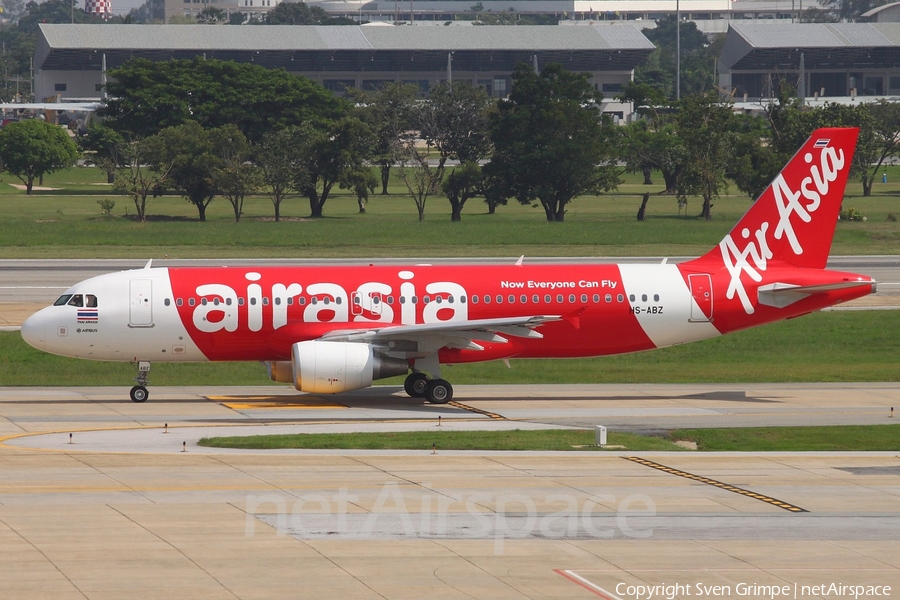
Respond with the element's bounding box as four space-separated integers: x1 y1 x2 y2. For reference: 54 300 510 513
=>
67 294 84 307
85 294 98 308
53 295 72 306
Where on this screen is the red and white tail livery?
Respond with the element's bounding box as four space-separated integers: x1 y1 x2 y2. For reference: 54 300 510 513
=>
22 128 875 403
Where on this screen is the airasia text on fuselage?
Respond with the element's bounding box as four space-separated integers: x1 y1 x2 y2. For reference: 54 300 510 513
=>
186 270 469 334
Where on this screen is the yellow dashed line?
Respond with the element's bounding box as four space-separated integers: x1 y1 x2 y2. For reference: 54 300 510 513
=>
207 395 347 410
623 456 808 513
447 401 505 420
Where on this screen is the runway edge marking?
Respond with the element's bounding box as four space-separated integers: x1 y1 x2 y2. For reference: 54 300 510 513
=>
622 456 809 513
555 569 624 600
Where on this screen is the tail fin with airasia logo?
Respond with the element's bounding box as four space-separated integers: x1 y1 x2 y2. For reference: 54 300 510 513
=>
682 127 870 323
690 127 859 272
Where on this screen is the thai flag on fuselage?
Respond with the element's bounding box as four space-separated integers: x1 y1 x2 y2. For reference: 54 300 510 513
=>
814 139 830 148
77 309 98 322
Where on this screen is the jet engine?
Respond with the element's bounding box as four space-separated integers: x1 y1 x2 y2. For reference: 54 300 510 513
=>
286 341 408 393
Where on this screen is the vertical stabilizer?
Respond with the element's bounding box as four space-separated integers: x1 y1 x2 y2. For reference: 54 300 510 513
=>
688 127 859 270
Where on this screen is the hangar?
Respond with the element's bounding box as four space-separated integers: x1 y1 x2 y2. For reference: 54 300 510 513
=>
34 23 654 117
718 22 900 100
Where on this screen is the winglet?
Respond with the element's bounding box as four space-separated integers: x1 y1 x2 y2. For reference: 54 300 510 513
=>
144 259 153 269
515 255 525 266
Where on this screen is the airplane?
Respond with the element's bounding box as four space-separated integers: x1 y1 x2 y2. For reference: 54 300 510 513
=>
21 127 876 403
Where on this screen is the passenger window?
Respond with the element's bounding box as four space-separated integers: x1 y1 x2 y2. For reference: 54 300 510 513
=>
400 296 406 304
641 294 647 302
581 294 587 303
176 298 183 307
629 294 636 302
496 295 503 304
388 296 395 304
311 298 317 305
520 295 527 303
238 298 245 306
335 297 342 305
54 295 72 306
435 296 442 304
411 296 418 304
569 294 576 303
483 295 491 304
423 296 431 304
201 298 208 306
654 294 660 302
471 295 478 304
593 294 600 303
323 298 330 305
250 298 257 306
189 298 196 307
68 294 84 307
533 295 539 303
508 295 515 303
605 294 612 303
213 298 220 306
226 298 233 306
617 294 624 303
274 297 281 306
164 298 171 307
459 296 466 304
556 294 563 303
447 296 454 304
299 297 306 305
544 294 551 303
263 298 269 306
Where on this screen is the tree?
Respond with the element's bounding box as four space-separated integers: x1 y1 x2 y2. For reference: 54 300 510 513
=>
617 84 685 194
292 117 374 218
196 6 226 23
635 16 718 98
674 94 738 220
442 162 484 221
261 1 356 24
113 136 172 223
102 58 346 142
419 81 494 167
80 123 125 184
485 63 619 222
0 119 79 194
394 140 445 221
156 121 220 221
256 128 301 222
350 83 419 195
208 125 261 222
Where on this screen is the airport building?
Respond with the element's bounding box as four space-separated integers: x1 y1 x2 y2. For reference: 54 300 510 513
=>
719 22 900 100
34 23 655 118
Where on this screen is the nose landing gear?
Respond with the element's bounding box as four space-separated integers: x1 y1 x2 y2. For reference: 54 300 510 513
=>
130 361 151 402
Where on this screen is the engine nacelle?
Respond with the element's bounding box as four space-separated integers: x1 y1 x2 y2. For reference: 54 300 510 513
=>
291 341 408 394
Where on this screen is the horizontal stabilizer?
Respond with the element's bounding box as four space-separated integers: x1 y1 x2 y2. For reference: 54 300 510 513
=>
758 280 876 308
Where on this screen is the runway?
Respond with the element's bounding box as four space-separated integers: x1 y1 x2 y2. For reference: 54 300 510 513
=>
0 384 897 599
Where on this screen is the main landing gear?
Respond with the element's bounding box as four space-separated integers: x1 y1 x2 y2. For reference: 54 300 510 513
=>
404 372 453 404
130 361 151 403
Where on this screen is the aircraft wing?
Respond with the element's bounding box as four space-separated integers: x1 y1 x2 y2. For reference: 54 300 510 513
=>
319 315 562 353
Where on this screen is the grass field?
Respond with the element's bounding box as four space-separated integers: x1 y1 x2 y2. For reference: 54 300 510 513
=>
2 310 898 386
1 164 900 258
197 424 900 451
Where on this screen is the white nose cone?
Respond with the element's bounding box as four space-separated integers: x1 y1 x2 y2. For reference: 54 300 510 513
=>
20 310 45 350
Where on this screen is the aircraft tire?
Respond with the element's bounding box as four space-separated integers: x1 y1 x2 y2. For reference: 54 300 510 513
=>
404 372 429 398
425 379 453 404
130 385 149 403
